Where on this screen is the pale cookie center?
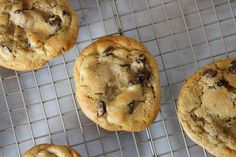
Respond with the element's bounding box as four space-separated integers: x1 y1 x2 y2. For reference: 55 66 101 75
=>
194 65 236 140
196 66 236 118
36 146 73 157
106 85 143 125
80 46 152 126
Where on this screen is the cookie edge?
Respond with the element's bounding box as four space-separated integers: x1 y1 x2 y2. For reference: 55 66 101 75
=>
22 144 81 157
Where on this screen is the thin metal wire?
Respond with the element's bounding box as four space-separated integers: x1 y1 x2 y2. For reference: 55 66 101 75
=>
45 64 70 145
210 0 229 57
145 128 157 156
31 71 52 142
14 72 36 147
177 0 199 68
110 0 124 35
144 0 191 156
0 76 21 156
0 147 3 157
75 0 229 33
228 0 236 29
115 132 124 157
193 0 214 62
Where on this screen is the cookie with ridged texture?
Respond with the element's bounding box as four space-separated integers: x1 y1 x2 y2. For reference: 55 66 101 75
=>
23 144 81 157
74 35 161 132
0 0 78 71
178 58 236 157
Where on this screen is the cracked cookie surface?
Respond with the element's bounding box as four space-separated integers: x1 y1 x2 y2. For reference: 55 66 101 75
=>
74 36 160 132
0 0 78 71
178 58 236 157
23 144 81 157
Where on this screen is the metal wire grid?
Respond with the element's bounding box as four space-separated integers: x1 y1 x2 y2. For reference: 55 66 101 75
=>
0 0 236 156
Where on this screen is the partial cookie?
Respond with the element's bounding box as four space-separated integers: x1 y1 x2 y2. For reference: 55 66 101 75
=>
74 35 161 132
23 144 81 157
178 58 236 157
0 0 78 71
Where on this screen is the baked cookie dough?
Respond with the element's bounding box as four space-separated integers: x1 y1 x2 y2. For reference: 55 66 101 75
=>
23 144 81 157
0 0 78 71
178 58 236 157
74 35 161 132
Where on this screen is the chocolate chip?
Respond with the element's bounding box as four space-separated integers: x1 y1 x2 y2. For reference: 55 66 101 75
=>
49 15 62 28
216 79 229 87
26 43 33 50
228 66 236 74
128 76 141 86
204 69 217 78
14 10 23 14
208 86 215 89
140 70 151 81
1 45 12 53
127 101 135 114
128 70 151 86
63 10 70 16
231 60 236 65
97 101 106 117
137 54 146 63
120 64 130 67
101 46 114 57
215 79 236 93
228 60 236 74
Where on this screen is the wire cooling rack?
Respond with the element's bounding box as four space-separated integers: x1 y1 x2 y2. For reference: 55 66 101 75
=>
1 0 236 157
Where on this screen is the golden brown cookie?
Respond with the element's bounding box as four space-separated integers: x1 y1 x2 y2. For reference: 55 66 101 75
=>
178 58 236 157
74 35 161 132
0 0 78 71
23 144 81 157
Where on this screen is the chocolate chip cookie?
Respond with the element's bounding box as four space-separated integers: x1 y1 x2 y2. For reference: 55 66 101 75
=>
23 144 81 157
178 58 236 157
74 35 161 132
0 0 78 71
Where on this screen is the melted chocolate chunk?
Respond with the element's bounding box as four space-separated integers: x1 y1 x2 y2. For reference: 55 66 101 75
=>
216 79 236 93
101 46 114 57
97 101 106 117
127 101 135 114
204 69 217 78
63 10 70 16
139 70 151 82
216 79 227 87
120 64 130 67
228 60 236 74
128 70 151 86
49 15 62 28
231 60 236 65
